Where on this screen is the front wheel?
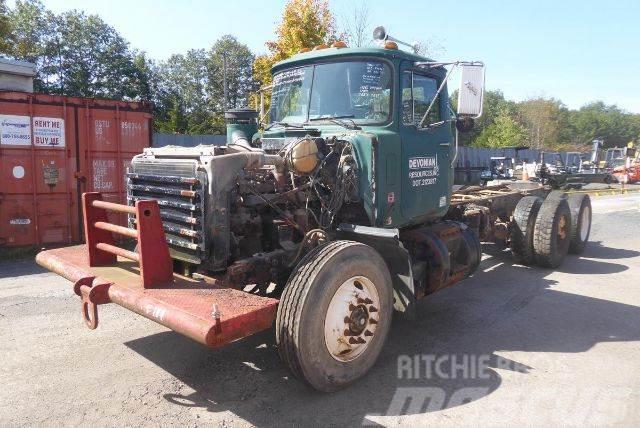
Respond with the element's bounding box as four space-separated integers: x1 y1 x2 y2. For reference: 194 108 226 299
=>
276 241 393 392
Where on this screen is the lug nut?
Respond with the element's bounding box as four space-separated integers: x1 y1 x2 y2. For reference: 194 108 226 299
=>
343 316 351 323
364 330 374 337
348 303 357 311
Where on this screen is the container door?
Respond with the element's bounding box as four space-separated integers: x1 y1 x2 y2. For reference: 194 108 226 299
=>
77 105 151 230
0 96 76 246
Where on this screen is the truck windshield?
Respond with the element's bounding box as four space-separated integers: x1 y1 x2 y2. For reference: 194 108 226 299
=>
269 60 392 125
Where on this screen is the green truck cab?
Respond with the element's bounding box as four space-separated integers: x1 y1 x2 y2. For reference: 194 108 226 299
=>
264 43 483 229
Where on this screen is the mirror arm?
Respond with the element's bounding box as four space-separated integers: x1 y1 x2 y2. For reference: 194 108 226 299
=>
418 64 457 128
258 84 273 127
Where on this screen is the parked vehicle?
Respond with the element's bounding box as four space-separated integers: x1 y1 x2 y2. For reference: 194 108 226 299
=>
36 28 593 392
480 156 515 183
611 145 640 183
536 151 612 189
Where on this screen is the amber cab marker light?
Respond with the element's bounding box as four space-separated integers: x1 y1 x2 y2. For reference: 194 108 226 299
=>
384 40 398 50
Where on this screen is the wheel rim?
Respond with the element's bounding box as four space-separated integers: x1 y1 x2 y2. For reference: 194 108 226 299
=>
580 205 591 241
558 214 568 240
324 276 380 362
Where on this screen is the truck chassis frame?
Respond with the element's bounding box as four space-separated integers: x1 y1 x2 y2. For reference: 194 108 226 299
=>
36 183 552 349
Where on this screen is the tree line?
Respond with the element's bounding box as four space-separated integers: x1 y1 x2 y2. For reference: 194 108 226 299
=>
458 90 640 150
1 0 638 149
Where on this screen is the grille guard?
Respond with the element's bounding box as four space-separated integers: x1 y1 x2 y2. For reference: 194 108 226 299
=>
35 192 278 347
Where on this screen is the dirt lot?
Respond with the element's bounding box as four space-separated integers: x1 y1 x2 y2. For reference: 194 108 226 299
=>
1 194 639 426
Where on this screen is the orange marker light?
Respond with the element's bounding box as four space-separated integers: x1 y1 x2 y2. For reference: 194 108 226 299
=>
384 41 398 50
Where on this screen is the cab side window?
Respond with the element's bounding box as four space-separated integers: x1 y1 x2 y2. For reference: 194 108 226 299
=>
401 72 441 127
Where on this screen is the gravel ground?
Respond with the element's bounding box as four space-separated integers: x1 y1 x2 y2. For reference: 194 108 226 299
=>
1 194 639 426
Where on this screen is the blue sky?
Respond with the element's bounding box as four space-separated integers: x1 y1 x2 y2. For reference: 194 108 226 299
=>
29 0 640 112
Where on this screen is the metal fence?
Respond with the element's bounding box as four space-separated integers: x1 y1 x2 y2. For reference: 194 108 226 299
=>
455 147 544 168
153 134 558 167
153 133 226 148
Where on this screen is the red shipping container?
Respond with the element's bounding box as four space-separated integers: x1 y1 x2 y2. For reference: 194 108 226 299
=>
0 91 152 247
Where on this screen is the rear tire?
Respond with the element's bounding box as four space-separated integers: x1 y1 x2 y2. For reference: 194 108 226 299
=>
276 240 393 392
510 196 543 265
568 193 592 254
533 195 572 268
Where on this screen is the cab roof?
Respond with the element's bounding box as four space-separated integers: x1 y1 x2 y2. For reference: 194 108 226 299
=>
272 46 434 73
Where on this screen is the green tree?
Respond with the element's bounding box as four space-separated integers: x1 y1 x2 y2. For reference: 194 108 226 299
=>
474 108 527 148
43 11 142 98
517 97 571 149
154 49 214 133
7 2 152 100
568 101 640 148
207 35 259 112
6 0 53 90
154 35 258 134
0 0 13 54
452 89 517 146
155 97 188 134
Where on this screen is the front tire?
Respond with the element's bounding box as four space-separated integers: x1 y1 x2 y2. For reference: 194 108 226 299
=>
276 240 393 392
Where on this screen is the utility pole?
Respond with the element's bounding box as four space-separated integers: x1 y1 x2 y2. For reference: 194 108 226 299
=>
222 53 228 112
57 36 64 93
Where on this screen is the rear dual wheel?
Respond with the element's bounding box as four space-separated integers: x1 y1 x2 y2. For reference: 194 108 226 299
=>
510 195 544 265
276 241 393 392
533 195 572 268
512 192 591 267
567 193 591 254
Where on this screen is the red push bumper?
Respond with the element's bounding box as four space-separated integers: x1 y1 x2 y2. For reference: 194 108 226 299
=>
35 193 278 348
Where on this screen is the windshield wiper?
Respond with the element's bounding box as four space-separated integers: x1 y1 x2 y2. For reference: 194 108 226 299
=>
307 115 360 130
264 121 305 131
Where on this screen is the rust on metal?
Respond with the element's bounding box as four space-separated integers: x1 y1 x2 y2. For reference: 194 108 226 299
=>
72 276 113 329
83 192 173 288
96 242 140 262
0 91 151 248
35 245 279 348
92 199 136 215
93 221 138 239
450 184 531 206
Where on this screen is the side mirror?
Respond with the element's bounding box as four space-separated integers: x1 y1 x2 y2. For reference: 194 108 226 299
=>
457 63 485 118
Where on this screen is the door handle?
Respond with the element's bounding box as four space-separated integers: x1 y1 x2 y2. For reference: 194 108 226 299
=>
439 143 451 147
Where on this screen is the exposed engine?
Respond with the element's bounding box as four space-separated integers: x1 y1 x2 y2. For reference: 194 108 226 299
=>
128 117 361 287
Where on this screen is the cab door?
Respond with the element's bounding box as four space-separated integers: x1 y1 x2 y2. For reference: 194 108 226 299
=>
400 66 453 222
